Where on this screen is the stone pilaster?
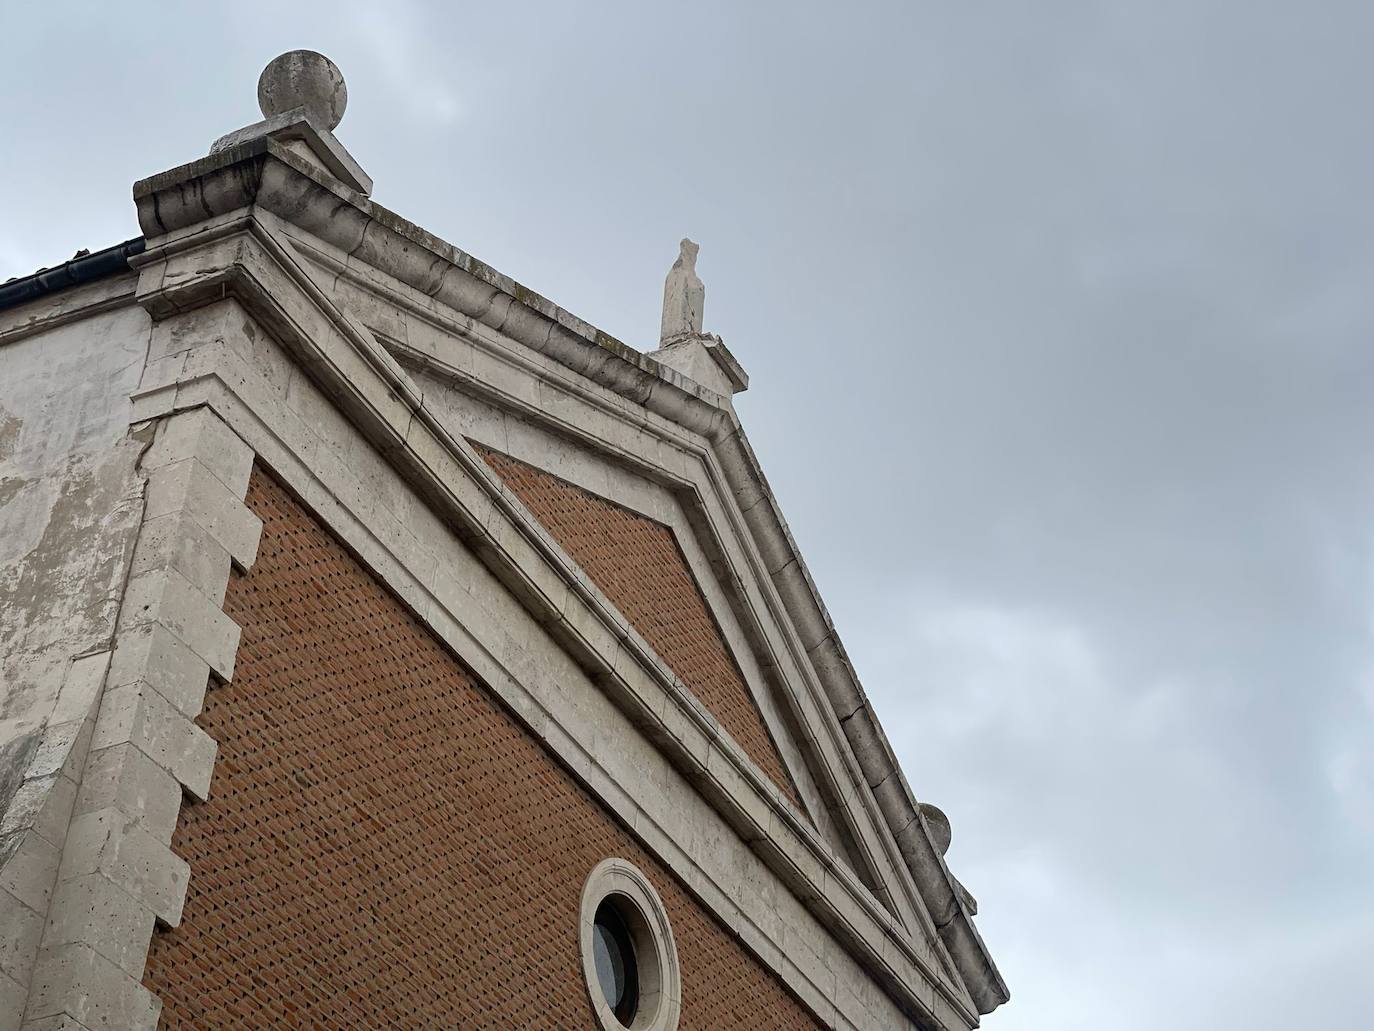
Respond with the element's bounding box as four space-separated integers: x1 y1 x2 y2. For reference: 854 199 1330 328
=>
20 407 260 1031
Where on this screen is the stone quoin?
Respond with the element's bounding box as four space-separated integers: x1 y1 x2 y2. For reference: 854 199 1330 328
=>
0 51 1008 1030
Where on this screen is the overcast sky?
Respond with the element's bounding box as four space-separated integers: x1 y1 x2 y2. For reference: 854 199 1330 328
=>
6 3 1372 1027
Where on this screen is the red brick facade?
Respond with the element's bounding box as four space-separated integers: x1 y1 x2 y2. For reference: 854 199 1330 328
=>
142 467 821 1029
476 446 804 810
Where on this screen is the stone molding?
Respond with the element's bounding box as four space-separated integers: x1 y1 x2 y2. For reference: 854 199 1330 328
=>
17 407 260 1031
121 210 979 1028
211 108 372 197
579 858 682 1031
132 138 735 419
0 273 138 348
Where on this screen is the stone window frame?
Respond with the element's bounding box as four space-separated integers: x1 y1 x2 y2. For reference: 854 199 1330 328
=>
579 858 681 1031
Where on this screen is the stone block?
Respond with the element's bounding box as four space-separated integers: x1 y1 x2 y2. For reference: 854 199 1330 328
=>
42 875 156 979
142 406 254 498
32 774 77 853
143 304 228 364
17 1015 88 1031
90 685 216 801
23 943 160 1030
48 655 110 729
127 509 233 604
0 778 55 840
141 458 262 570
55 812 188 928
117 568 241 683
25 724 87 783
0 887 44 988
127 378 181 425
0 831 60 915
73 745 183 844
0 972 25 1031
704 741 773 838
105 623 212 718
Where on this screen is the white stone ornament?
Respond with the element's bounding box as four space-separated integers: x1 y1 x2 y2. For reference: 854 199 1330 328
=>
659 238 705 343
211 50 372 195
257 50 348 130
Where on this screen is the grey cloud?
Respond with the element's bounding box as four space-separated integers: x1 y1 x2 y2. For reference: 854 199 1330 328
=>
4 2 1370 1027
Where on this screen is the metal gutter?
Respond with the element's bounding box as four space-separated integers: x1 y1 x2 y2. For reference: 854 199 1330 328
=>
0 238 146 311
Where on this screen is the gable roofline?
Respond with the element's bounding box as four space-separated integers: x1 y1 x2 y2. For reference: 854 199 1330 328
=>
128 134 1006 1014
714 421 1010 1014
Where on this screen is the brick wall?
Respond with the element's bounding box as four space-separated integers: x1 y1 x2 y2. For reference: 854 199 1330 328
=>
476 446 804 811
142 467 822 1029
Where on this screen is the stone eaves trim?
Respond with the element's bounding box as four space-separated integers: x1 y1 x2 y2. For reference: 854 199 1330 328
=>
0 239 145 317
131 136 1005 1014
18 408 260 1031
0 270 139 348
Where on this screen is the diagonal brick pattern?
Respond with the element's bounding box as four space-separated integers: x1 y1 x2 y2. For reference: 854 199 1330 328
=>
476 446 804 810
142 466 821 1029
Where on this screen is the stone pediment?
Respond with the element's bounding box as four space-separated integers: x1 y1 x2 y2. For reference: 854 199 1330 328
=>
126 88 1006 1018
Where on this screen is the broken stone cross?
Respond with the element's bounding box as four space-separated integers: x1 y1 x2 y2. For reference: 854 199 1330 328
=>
649 239 748 398
660 238 705 343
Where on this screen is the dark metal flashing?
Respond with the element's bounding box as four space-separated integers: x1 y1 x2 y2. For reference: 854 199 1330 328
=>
0 238 146 312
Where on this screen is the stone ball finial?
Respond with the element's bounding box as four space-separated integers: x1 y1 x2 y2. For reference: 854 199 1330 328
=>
258 50 348 130
919 802 953 856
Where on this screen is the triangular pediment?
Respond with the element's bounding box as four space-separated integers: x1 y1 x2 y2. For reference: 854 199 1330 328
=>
131 147 1003 1011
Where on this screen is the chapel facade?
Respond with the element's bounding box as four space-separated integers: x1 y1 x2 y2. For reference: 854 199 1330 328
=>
0 52 1008 1030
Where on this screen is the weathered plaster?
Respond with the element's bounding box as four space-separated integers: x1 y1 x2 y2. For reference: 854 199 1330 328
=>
0 303 151 722
0 292 153 1021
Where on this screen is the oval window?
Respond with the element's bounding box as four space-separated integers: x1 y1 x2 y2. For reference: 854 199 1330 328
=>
580 858 681 1031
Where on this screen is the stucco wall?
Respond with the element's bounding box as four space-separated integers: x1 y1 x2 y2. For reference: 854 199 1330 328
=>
0 299 149 722
0 292 152 1009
